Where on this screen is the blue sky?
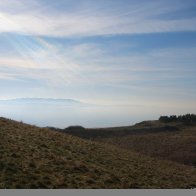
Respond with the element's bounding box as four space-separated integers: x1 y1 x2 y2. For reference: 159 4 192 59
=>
0 0 196 116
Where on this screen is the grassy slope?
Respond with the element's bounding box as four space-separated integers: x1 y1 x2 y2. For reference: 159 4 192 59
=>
0 118 196 189
64 121 196 166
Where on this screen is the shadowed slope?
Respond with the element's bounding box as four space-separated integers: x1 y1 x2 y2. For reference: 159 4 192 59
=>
0 117 196 188
63 121 196 166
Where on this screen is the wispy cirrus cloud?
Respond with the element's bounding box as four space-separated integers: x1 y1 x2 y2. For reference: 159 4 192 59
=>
1 0 196 126
0 37 196 109
0 0 196 37
1 37 195 90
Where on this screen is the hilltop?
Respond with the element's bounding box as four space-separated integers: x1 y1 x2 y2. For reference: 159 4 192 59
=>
62 120 196 167
58 120 196 166
0 117 196 188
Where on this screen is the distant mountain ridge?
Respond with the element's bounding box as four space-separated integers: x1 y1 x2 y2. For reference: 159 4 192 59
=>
0 98 83 105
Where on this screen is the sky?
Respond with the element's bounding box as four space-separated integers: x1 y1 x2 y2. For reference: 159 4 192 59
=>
0 0 196 124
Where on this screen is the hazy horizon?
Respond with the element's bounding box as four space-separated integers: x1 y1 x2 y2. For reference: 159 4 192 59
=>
0 0 196 127
0 97 195 128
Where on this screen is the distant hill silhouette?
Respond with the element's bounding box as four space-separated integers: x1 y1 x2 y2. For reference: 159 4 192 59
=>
0 98 85 105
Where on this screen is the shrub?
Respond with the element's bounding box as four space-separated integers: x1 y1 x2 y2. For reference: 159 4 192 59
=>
65 126 85 131
159 114 196 124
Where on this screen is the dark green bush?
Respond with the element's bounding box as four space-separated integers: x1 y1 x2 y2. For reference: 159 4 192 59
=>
159 114 196 123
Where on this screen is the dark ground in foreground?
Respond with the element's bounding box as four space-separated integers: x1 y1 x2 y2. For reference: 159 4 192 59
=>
0 117 196 189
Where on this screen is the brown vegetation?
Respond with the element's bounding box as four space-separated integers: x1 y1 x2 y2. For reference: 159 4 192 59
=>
0 117 196 188
64 120 196 166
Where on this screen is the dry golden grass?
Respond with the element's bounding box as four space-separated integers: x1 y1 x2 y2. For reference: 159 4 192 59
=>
0 117 196 189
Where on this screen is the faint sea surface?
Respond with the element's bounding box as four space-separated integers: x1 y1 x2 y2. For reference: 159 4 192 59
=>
0 100 159 128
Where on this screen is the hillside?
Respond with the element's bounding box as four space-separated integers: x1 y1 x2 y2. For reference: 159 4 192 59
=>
63 121 196 166
0 117 196 188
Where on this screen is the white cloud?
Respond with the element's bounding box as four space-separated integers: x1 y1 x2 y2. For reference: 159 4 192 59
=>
0 35 196 100
0 72 19 81
0 56 39 69
71 43 103 58
0 45 81 86
0 0 195 37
